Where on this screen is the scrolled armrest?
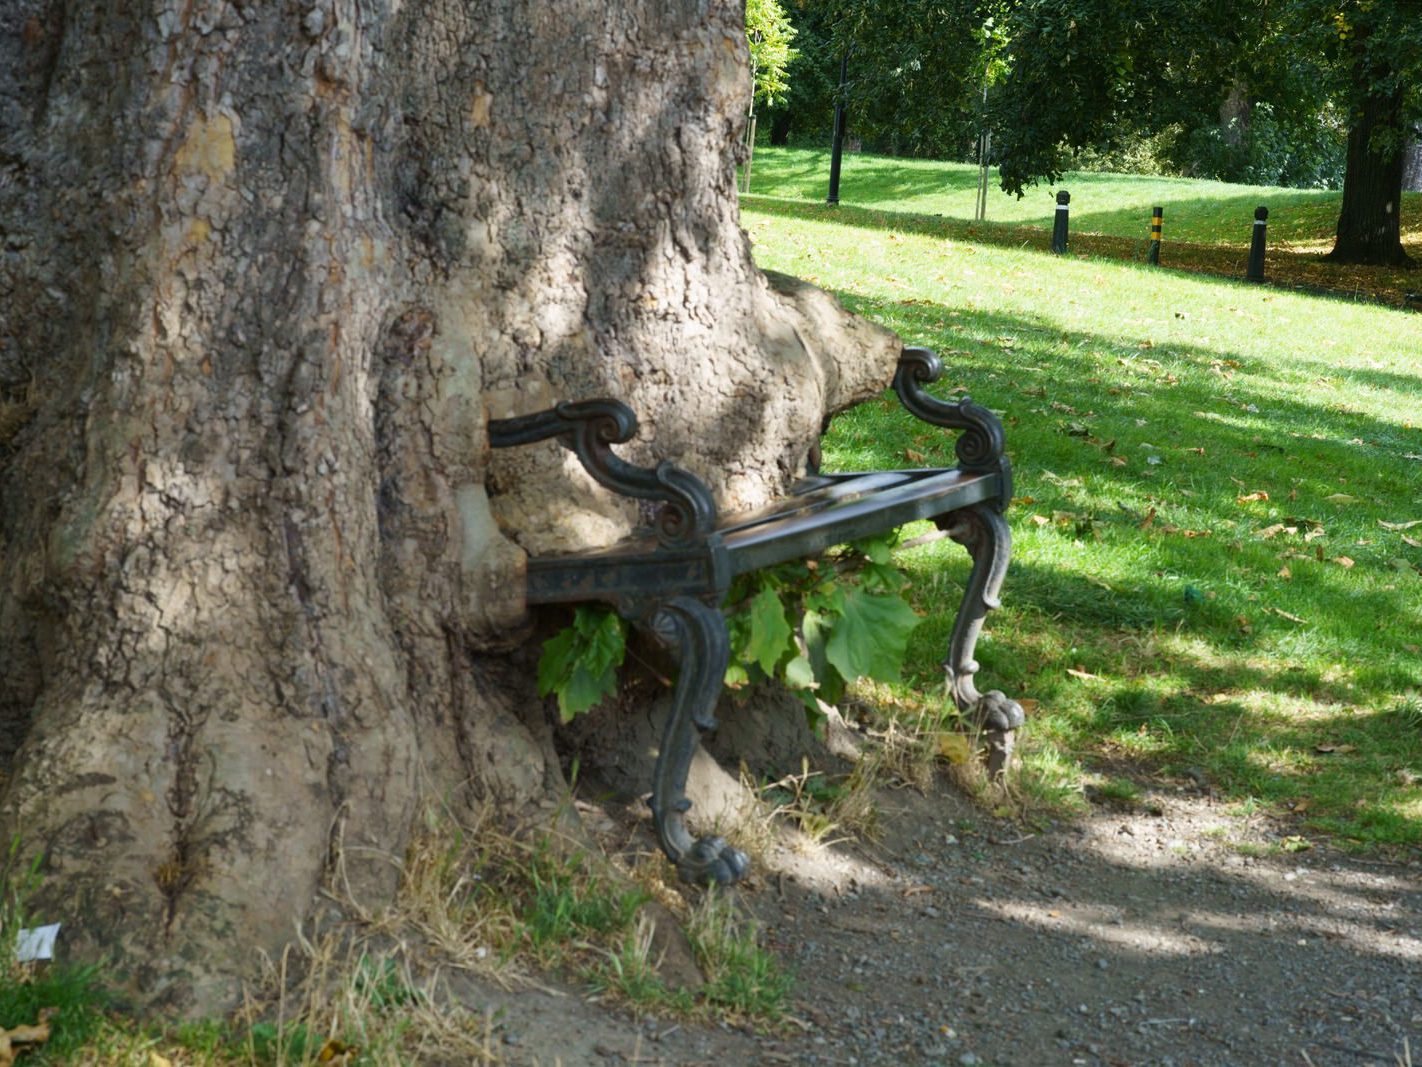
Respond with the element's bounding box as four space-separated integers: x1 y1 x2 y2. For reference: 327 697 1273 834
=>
892 347 1008 475
488 399 717 550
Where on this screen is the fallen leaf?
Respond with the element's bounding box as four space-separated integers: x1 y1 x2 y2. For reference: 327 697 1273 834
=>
1277 565 1292 579
1314 742 1356 754
0 1010 54 1067
1066 668 1100 681
1237 491 1269 503
318 1039 361 1065
1265 606 1307 624
1140 507 1156 530
1029 514 1050 527
1255 524 1287 540
1403 535 1422 548
1379 518 1422 530
1331 556 1355 568
149 1054 174 1067
1186 446 1206 455
904 448 926 463
903 884 935 897
1235 614 1253 634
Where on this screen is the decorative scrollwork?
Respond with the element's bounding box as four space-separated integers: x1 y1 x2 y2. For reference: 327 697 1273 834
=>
892 346 1008 476
489 399 717 550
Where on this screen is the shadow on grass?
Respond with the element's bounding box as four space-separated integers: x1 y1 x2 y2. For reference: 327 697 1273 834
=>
816 295 1422 845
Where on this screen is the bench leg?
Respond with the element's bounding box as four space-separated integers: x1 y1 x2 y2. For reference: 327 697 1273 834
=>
942 505 1026 776
641 596 751 886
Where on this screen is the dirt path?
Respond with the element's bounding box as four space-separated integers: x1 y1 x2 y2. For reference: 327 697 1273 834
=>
458 781 1422 1067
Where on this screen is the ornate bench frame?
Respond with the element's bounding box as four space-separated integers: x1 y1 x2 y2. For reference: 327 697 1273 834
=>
489 347 1023 885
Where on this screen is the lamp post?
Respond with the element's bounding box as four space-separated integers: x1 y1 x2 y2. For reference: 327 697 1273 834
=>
827 52 849 205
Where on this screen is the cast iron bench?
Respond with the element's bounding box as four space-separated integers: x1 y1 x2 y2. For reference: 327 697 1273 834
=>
489 347 1023 885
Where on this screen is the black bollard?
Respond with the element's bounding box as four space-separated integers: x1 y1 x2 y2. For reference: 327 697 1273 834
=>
1246 205 1268 282
1147 206 1163 265
827 52 849 205
1051 190 1070 254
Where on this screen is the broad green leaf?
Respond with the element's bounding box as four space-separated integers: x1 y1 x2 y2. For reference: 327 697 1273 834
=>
558 663 618 722
802 608 845 705
783 654 817 690
853 533 896 566
745 584 793 676
537 628 579 697
825 587 921 683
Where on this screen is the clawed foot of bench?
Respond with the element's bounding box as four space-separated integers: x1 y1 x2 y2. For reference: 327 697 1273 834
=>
676 835 751 885
967 689 1026 777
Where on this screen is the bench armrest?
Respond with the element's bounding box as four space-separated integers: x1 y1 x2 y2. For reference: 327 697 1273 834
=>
893 347 1007 472
488 399 717 550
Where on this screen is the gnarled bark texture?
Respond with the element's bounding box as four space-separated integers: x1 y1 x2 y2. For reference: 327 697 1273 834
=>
0 0 898 1012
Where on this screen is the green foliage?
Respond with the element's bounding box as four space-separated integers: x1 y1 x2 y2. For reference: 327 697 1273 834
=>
747 0 798 106
724 534 921 715
537 605 628 721
686 890 791 1020
520 846 647 958
539 537 919 725
0 965 109 1062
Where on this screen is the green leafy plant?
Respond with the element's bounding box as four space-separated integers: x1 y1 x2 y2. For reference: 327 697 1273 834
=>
725 532 921 716
536 535 921 725
537 605 628 721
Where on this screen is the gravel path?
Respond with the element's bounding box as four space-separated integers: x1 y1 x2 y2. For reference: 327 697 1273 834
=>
458 782 1422 1066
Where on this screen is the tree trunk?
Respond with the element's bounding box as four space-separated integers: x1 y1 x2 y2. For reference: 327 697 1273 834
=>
1326 83 1414 266
1403 128 1422 193
0 0 898 1014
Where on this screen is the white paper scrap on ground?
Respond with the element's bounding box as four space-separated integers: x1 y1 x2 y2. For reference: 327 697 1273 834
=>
15 922 60 962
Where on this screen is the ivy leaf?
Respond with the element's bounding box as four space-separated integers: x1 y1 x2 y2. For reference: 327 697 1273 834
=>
825 587 921 683
745 584 794 676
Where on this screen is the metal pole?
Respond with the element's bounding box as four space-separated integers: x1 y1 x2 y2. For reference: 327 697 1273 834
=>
1246 205 1268 282
1051 190 1070 254
827 52 848 205
1147 206 1163 265
975 82 990 222
742 115 757 195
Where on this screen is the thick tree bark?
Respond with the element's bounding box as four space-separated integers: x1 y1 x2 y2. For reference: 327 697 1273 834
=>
0 0 898 1013
1403 129 1422 192
1327 83 1414 266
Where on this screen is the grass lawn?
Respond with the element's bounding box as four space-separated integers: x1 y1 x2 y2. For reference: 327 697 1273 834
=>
741 165 1422 852
742 147 1422 309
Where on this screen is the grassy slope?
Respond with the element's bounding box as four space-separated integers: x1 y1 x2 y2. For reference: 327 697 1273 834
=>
742 179 1422 850
743 148 1422 307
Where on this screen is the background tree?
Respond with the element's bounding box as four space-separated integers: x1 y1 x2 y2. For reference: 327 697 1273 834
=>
747 0 799 107
767 0 1002 157
0 0 898 1013
990 0 1419 265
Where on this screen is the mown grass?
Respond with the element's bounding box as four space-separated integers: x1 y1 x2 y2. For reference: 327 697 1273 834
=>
741 147 1422 308
742 185 1422 852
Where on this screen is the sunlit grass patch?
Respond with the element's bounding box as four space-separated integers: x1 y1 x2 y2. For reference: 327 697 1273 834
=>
746 180 1422 851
